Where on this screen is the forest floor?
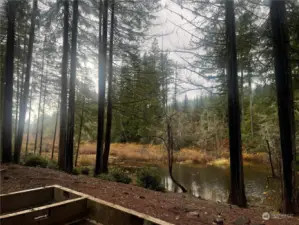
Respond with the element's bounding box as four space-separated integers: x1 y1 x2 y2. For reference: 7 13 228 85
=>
1 164 298 225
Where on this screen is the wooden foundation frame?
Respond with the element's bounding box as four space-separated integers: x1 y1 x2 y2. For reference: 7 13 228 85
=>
0 185 173 225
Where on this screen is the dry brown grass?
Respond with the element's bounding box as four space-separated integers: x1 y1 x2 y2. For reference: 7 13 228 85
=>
174 148 215 164
71 143 268 166
23 141 268 167
111 143 166 162
242 152 267 164
78 155 94 166
79 143 213 165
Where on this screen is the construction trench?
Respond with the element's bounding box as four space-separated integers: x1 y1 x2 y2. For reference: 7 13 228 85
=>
0 185 173 225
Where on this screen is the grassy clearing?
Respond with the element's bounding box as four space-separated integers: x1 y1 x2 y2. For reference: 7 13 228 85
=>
76 143 213 166
208 158 229 166
75 143 268 167
24 142 268 168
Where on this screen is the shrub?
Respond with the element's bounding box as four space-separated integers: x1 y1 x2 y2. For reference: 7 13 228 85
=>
80 167 90 175
97 173 116 182
97 168 132 184
24 155 49 168
110 168 132 184
72 167 80 175
47 160 58 169
136 167 164 191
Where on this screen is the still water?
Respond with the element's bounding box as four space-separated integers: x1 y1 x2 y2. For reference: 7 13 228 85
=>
159 164 281 208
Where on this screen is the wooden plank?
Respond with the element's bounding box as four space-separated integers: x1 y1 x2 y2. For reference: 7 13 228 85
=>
0 186 54 214
66 218 100 225
53 185 173 225
0 197 87 225
87 199 150 225
54 187 80 202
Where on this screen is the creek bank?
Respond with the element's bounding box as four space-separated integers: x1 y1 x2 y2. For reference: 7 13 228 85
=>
1 164 298 225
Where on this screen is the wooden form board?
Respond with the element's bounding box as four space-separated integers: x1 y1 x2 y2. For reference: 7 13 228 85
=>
0 186 54 214
0 185 173 225
0 197 87 225
54 185 173 225
0 186 80 215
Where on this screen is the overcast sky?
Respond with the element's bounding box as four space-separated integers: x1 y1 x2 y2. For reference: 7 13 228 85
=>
148 0 205 100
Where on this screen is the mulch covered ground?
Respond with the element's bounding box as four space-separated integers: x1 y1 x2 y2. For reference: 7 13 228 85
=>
1 164 299 225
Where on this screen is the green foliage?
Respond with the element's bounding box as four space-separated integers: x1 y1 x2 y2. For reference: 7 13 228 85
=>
47 160 59 170
97 168 132 184
72 167 80 175
109 40 173 143
23 154 50 168
80 167 90 175
136 167 164 191
109 168 132 184
72 167 90 175
97 173 116 182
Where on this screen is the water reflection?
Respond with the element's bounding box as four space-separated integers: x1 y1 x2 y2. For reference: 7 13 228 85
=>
159 164 280 207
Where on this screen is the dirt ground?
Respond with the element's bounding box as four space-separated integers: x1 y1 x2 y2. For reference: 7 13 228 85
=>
1 164 299 225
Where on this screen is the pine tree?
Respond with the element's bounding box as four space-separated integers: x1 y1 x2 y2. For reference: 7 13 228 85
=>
95 0 108 175
2 0 16 163
39 69 47 155
103 0 115 173
183 94 189 112
34 40 45 154
14 0 38 163
270 0 297 214
66 0 79 173
58 0 70 170
25 86 32 155
225 0 246 207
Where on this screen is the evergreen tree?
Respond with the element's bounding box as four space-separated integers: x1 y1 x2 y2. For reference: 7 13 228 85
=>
103 0 115 173
14 0 37 163
58 0 70 170
66 0 79 173
95 0 108 175
225 0 246 207
2 0 16 163
270 0 297 213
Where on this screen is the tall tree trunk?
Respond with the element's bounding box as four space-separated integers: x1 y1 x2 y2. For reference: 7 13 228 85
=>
15 30 21 140
21 27 28 98
95 0 107 175
266 139 277 178
173 62 178 111
14 0 38 163
75 97 85 167
25 87 32 155
1 1 16 163
167 122 187 193
225 0 246 207
240 59 244 121
120 115 128 143
34 46 45 154
39 73 47 155
65 0 79 173
103 0 115 173
270 0 297 214
248 65 254 137
0 34 4 161
15 57 20 140
58 0 70 170
51 104 59 160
